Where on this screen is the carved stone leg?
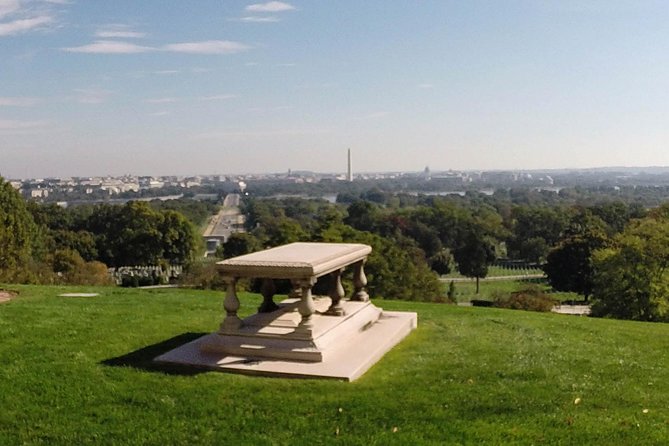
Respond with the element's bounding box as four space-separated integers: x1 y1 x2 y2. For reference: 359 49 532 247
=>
351 259 369 302
258 278 279 313
220 276 242 332
296 277 316 335
325 268 345 316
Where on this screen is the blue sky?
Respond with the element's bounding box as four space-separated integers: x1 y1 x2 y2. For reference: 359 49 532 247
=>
2 0 669 178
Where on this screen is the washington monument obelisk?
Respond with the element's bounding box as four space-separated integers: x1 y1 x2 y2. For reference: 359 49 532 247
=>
347 148 353 182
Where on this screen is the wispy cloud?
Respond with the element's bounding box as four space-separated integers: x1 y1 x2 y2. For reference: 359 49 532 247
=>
63 40 153 54
95 24 146 39
237 16 280 23
0 118 48 131
417 83 434 89
154 70 180 75
194 128 328 140
0 0 20 20
74 88 113 104
163 40 250 54
0 0 68 37
245 1 295 13
63 39 250 55
198 94 238 101
0 96 40 106
149 111 169 116
96 30 146 38
144 97 177 104
0 15 53 36
355 111 390 120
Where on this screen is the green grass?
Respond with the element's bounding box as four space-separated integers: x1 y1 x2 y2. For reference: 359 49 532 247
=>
1 285 668 445
444 278 580 304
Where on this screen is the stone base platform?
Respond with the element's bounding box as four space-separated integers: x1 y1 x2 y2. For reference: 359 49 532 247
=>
154 298 417 381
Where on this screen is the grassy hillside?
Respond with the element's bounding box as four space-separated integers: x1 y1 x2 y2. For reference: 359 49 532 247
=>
0 286 667 445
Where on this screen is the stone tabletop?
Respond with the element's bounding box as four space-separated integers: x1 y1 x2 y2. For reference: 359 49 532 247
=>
217 242 372 279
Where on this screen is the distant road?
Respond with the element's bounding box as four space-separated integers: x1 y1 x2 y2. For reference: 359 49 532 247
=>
203 194 245 254
223 193 241 208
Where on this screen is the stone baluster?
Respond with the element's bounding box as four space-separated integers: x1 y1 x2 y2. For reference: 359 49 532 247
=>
296 277 317 334
351 259 369 302
258 278 279 313
289 279 302 299
220 276 242 332
325 268 345 316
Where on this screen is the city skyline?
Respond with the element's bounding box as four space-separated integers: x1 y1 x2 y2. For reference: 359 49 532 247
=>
3 1 669 178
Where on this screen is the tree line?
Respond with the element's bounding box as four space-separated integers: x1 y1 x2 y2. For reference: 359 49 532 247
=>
0 178 199 285
218 191 669 321
4 173 669 322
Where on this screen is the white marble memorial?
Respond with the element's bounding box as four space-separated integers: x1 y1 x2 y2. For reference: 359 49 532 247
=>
155 242 417 381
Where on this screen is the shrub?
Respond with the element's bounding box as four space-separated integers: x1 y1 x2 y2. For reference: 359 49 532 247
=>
494 285 556 312
179 261 227 290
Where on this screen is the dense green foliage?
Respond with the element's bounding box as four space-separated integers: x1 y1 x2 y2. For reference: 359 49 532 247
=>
0 187 201 285
592 208 669 321
31 201 199 268
544 212 611 301
0 286 667 444
0 178 41 282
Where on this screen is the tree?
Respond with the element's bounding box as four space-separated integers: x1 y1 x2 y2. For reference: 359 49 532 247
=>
0 177 40 281
344 200 381 232
507 205 569 263
543 213 609 301
220 232 263 259
160 210 198 265
453 227 496 294
591 216 669 321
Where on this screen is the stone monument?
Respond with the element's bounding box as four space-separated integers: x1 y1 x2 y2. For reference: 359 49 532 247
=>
156 242 417 381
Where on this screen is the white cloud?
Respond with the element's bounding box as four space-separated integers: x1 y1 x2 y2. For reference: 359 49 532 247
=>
0 118 47 130
62 40 153 54
198 94 237 101
355 111 390 120
245 1 295 13
163 40 250 54
0 0 19 19
0 96 40 106
0 15 53 36
194 128 328 140
74 88 113 104
149 111 169 116
145 97 177 104
154 70 180 75
96 30 146 38
43 0 71 4
238 16 280 23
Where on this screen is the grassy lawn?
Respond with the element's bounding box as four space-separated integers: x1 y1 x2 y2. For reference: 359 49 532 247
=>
0 285 667 445
443 278 580 304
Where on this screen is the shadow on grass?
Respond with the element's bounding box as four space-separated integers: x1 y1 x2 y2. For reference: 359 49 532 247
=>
101 332 208 376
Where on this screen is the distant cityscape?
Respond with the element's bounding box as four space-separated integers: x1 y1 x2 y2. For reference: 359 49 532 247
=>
7 164 669 206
